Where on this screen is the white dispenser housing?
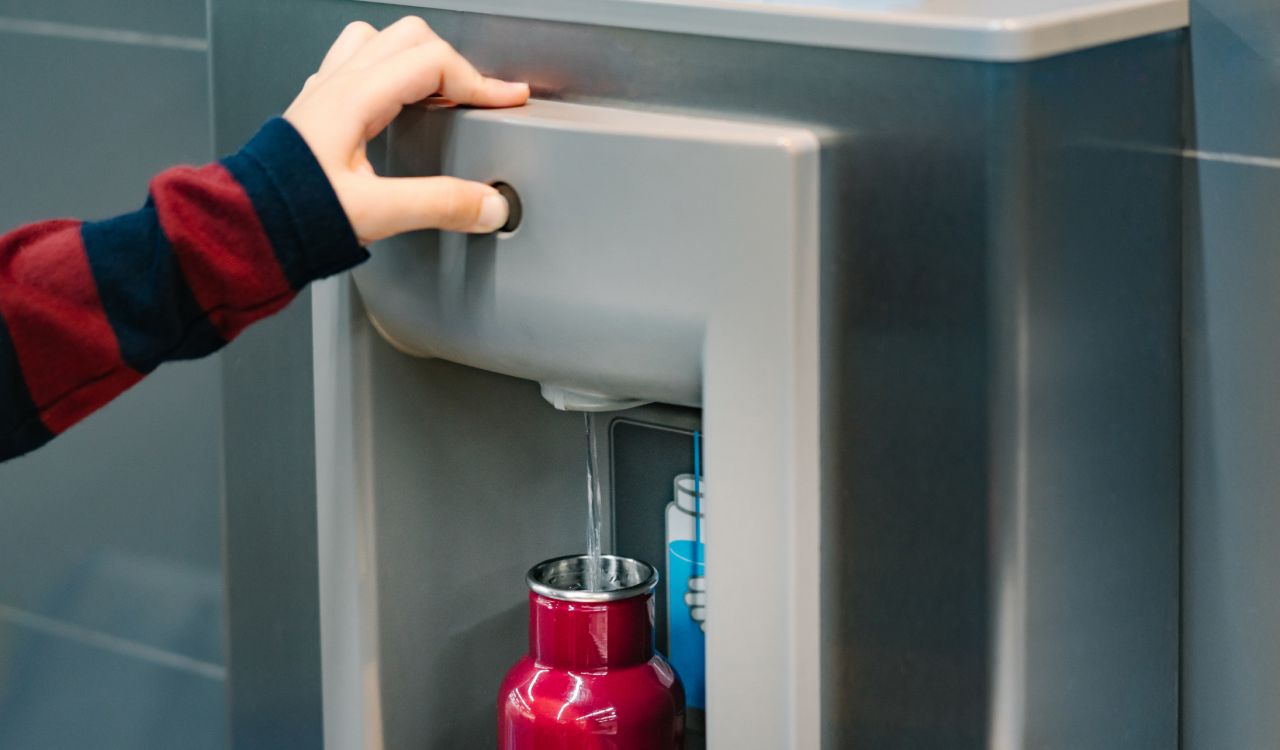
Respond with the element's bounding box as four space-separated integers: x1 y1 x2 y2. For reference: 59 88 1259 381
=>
355 101 819 412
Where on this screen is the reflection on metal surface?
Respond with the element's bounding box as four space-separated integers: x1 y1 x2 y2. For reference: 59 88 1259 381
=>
527 554 659 603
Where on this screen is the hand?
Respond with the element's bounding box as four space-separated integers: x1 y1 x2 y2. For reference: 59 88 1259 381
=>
284 17 530 244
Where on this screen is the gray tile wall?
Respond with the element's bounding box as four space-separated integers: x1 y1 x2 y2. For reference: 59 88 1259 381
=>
1185 1 1280 747
0 1 225 748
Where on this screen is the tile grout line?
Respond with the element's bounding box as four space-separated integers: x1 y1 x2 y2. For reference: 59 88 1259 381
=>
0 603 225 681
1176 148 1280 169
1100 141 1280 170
0 16 207 52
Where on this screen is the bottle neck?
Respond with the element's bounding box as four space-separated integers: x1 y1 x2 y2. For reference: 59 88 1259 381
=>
528 591 654 670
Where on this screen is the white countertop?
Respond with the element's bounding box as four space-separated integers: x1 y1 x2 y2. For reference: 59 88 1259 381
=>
361 0 1188 61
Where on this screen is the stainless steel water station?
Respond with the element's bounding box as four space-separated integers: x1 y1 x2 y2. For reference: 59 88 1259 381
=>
212 1 1189 747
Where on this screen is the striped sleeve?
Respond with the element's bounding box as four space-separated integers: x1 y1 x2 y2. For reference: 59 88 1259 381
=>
0 117 368 461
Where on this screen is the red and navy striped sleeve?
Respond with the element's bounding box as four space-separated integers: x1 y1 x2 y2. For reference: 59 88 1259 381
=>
0 117 368 461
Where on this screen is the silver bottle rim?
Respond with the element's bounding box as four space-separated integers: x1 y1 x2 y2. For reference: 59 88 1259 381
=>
527 554 658 603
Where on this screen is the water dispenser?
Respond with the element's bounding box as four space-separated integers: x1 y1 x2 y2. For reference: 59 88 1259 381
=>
211 0 1189 747
315 98 822 748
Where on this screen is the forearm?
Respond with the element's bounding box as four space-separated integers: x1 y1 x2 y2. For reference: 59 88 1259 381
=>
0 118 367 461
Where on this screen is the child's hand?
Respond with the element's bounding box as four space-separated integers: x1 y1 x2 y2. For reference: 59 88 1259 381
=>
284 17 529 244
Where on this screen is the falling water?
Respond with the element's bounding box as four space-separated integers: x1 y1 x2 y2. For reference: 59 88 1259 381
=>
584 413 604 591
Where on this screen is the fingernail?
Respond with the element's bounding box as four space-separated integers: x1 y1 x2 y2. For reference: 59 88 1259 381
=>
500 80 530 95
476 193 508 233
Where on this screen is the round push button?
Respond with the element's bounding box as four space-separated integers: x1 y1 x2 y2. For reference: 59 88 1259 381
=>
491 182 522 233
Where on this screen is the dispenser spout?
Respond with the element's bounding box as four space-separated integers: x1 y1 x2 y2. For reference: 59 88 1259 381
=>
539 383 649 412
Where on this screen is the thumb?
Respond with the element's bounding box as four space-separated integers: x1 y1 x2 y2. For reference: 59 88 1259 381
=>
353 175 508 241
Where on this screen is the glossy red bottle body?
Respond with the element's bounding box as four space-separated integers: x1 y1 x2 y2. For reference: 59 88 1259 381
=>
498 588 685 749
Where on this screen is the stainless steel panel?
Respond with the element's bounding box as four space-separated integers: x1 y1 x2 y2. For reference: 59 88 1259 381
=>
1183 3 1280 747
214 4 366 746
1188 0 1280 159
1183 156 1280 748
221 297 326 750
357 328 585 750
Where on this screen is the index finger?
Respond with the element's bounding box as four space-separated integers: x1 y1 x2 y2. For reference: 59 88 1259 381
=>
354 40 529 137
391 39 528 107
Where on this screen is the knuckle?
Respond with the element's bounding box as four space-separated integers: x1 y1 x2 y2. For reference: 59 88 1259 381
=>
343 20 374 36
395 15 434 38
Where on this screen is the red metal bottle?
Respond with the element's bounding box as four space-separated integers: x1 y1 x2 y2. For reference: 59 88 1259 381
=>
498 554 685 749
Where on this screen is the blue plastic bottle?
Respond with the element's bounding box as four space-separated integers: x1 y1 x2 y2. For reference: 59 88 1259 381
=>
666 473 706 715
